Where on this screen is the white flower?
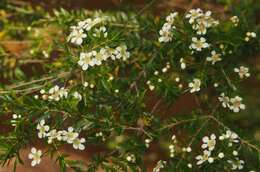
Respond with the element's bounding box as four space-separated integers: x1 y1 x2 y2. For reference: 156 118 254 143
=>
63 127 79 144
190 37 209 51
11 114 22 126
40 89 45 94
218 152 225 159
68 29 87 45
228 158 244 170
180 58 186 69
218 93 230 108
169 144 175 157
182 147 192 152
234 66 250 79
92 52 104 66
28 147 42 167
83 82 89 87
72 137 86 150
78 51 96 71
73 91 82 101
189 78 201 93
153 160 167 172
245 32 256 42
171 134 177 141
188 10 218 35
166 12 178 24
126 154 136 163
219 130 239 146
159 29 173 43
113 45 130 61
202 134 216 151
158 23 174 43
230 16 239 26
185 8 202 24
206 51 221 65
36 119 49 138
46 129 63 144
187 163 192 168
48 85 68 101
229 96 245 113
233 150 238 156
158 12 178 43
194 22 207 35
93 26 107 38
196 150 214 165
145 138 152 148
67 17 105 45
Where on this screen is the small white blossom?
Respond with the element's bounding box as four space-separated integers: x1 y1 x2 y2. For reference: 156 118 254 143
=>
93 26 107 38
67 17 104 45
114 45 130 61
72 137 86 150
11 114 22 126
68 29 87 45
166 12 178 24
218 93 230 108
180 58 186 69
218 152 225 159
73 91 82 101
153 160 167 172
187 9 218 35
90 83 95 88
48 85 68 101
245 32 256 42
145 138 152 148
228 158 244 170
149 85 155 91
202 134 216 151
219 130 239 146
171 134 177 142
158 12 178 43
229 96 245 113
46 129 63 144
36 119 49 138
182 147 192 152
190 37 209 51
42 50 49 58
62 127 79 144
206 50 221 65
230 16 239 26
78 51 96 71
169 144 175 157
196 150 214 165
234 66 250 79
189 78 201 93
233 150 238 156
185 8 202 24
83 82 89 87
187 163 192 168
126 154 136 163
28 147 42 167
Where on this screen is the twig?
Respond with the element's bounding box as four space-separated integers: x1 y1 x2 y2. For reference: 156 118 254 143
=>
151 98 162 114
0 71 71 95
221 68 237 91
136 0 157 16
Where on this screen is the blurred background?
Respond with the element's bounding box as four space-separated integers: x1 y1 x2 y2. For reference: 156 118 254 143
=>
0 0 259 171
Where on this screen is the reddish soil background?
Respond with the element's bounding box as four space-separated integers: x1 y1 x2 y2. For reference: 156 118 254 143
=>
2 0 258 172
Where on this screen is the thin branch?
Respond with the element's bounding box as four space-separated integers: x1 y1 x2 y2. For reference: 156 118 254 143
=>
221 68 237 91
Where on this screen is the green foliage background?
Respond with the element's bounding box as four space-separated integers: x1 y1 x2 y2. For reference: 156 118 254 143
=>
0 0 260 171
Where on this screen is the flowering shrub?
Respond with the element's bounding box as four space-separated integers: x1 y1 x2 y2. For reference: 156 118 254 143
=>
0 1 259 172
